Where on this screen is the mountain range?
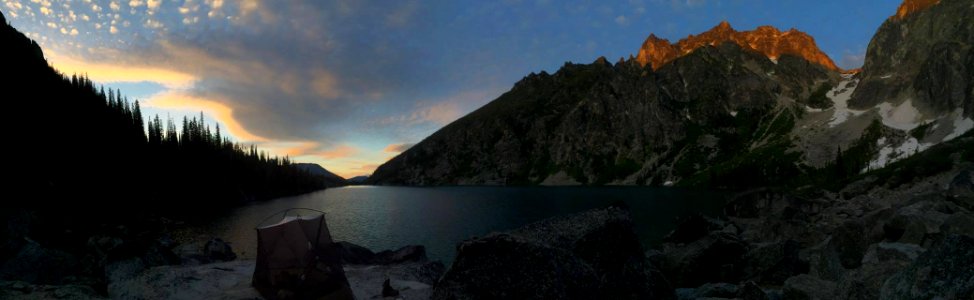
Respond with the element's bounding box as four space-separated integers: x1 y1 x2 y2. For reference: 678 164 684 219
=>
369 0 973 187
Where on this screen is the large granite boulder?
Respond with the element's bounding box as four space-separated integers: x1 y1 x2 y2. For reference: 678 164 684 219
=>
661 232 748 287
742 240 809 285
880 234 974 299
432 206 673 299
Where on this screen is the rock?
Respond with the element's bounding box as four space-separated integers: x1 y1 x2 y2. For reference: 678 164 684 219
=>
676 282 738 300
737 281 768 300
742 240 809 285
0 239 82 285
335 241 377 265
202 238 235 262
782 274 836 300
375 245 427 265
0 281 102 300
663 214 725 244
174 237 236 264
940 212 974 237
433 206 674 299
826 220 869 269
434 233 600 299
662 232 748 287
345 261 444 299
880 234 974 300
381 278 399 298
644 249 665 268
860 242 924 264
947 169 974 199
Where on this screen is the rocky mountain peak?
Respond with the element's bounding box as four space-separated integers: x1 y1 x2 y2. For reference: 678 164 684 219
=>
893 0 941 20
635 22 840 71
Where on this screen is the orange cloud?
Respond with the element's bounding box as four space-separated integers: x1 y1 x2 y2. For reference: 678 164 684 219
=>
257 141 320 157
46 52 197 89
383 142 415 153
315 145 359 159
47 52 198 89
143 91 267 142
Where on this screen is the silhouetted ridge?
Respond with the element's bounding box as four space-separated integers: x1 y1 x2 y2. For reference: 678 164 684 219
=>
0 18 326 220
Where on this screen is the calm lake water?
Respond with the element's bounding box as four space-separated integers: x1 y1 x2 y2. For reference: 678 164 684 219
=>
187 186 727 264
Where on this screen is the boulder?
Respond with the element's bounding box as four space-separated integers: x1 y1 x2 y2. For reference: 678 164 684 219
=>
174 237 236 265
202 238 236 262
947 168 973 199
742 240 809 285
782 274 835 300
737 281 768 300
375 245 427 265
860 242 924 264
880 234 974 300
335 241 377 265
676 282 738 300
433 233 599 299
432 206 674 299
662 232 748 287
0 280 102 300
381 278 399 297
0 239 82 285
663 214 725 244
826 220 869 269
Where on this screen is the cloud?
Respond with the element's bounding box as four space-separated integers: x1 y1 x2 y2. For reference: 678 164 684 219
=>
615 15 628 26
383 143 415 153
315 145 359 159
46 52 198 89
383 101 463 126
143 90 268 142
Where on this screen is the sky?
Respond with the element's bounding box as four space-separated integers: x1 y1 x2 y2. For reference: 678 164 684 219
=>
2 0 903 178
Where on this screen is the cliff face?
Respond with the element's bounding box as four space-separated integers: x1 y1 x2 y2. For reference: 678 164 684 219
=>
636 21 839 71
369 0 973 187
369 42 836 186
894 0 941 20
851 0 972 116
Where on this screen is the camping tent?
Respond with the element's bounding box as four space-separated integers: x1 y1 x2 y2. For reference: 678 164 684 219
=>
253 208 354 299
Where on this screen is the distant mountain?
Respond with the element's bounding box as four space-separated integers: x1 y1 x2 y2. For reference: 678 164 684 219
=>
636 21 839 71
370 0 972 187
294 163 347 187
346 176 369 185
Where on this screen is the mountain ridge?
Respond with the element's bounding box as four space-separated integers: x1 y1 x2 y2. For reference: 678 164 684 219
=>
369 0 973 187
636 21 840 71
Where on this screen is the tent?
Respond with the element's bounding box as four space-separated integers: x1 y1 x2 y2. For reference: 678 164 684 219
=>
252 208 354 299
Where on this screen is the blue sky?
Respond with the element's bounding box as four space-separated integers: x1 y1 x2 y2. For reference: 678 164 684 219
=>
2 0 902 177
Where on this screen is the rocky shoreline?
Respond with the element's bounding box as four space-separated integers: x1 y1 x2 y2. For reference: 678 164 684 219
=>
0 235 445 299
2 162 971 299
429 163 973 299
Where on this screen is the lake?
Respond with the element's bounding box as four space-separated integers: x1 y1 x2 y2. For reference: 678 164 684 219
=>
184 186 727 264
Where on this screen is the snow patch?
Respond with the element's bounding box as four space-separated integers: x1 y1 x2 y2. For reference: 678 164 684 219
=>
805 106 823 113
876 99 922 131
943 114 974 142
828 78 866 127
864 137 933 172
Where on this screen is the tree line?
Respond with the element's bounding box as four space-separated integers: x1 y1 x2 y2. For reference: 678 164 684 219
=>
2 17 326 220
